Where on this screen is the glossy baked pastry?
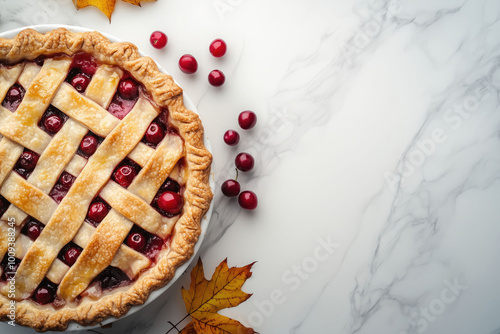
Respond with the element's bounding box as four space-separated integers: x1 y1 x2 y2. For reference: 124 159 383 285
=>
0 28 212 331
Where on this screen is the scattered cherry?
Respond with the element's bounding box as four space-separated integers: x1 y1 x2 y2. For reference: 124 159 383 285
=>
80 134 98 156
150 31 168 49
70 73 90 93
221 179 240 197
208 69 225 87
238 191 258 210
19 151 38 171
145 122 165 145
235 152 254 172
126 232 146 251
62 246 81 266
25 220 43 240
179 54 198 74
209 39 227 57
238 110 257 130
118 79 139 100
223 129 240 146
157 191 183 215
114 165 137 188
88 201 108 223
44 114 63 134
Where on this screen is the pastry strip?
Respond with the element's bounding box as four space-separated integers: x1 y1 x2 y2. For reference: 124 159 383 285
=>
0 64 23 102
28 119 88 193
18 63 41 89
85 65 122 109
100 181 178 239
0 137 23 187
128 133 184 203
51 82 120 137
0 173 57 224
73 222 150 279
57 209 133 300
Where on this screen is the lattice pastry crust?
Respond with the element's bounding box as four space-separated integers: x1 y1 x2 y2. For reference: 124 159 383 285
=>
0 28 212 331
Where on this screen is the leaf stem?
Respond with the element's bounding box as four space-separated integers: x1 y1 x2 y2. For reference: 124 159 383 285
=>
165 314 190 334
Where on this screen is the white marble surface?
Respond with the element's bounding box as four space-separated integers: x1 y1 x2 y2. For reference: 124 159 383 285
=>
2 0 500 333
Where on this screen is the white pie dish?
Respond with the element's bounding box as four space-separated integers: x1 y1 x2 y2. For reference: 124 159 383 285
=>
0 24 214 332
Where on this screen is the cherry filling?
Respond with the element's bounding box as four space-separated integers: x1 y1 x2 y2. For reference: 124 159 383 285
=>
21 218 44 241
38 105 67 135
58 242 82 267
95 266 130 291
70 73 91 93
49 172 76 203
112 159 141 188
142 109 170 147
14 149 39 179
78 132 102 158
125 225 166 261
0 255 21 281
0 195 9 217
71 52 98 76
157 191 183 215
32 278 58 305
108 76 140 120
86 198 110 227
2 83 25 112
152 178 183 217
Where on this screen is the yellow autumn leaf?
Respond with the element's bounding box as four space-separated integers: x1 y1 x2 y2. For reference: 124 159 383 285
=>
73 0 156 21
181 258 257 334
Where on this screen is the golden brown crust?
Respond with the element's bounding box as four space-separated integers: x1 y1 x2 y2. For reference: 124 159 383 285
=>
0 28 212 331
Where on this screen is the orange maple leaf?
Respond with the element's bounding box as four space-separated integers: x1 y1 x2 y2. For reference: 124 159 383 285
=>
180 258 257 334
73 0 156 21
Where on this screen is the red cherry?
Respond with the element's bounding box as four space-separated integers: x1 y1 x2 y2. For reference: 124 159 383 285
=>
73 53 97 76
63 246 81 266
60 173 75 190
221 179 240 197
145 122 165 145
150 31 168 49
19 151 38 171
158 191 183 215
34 286 55 305
44 114 63 134
4 84 25 104
209 39 227 57
80 134 98 156
235 152 254 172
238 191 258 210
26 220 43 240
161 178 181 193
88 201 108 223
238 110 257 130
208 70 225 87
126 232 146 251
114 165 137 188
70 73 90 93
118 79 139 100
179 54 198 74
223 129 240 146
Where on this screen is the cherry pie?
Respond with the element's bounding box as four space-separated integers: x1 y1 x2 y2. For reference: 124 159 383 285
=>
0 28 213 331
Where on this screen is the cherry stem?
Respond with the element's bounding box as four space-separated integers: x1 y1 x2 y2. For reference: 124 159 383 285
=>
165 314 190 334
234 168 239 181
